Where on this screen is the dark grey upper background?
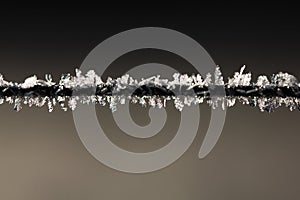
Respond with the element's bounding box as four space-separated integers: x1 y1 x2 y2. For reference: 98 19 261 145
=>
0 3 300 200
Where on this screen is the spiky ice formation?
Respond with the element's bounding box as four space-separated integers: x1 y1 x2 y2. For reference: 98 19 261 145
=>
0 66 300 112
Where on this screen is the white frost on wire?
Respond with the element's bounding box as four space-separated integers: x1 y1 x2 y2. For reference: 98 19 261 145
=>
0 66 300 112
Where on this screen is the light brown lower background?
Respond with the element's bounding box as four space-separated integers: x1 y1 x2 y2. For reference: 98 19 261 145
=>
0 102 300 200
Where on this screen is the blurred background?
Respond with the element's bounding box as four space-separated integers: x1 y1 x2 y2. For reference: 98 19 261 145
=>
0 3 300 199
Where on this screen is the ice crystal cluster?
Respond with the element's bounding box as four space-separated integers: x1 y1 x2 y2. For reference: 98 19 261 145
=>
0 66 300 113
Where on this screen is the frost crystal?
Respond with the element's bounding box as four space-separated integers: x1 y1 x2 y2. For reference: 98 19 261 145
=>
21 75 37 88
0 74 4 86
214 66 225 85
174 97 184 111
271 72 298 87
256 75 270 87
228 65 251 87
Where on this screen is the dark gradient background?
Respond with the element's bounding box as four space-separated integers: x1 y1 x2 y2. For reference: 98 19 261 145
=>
1 3 300 199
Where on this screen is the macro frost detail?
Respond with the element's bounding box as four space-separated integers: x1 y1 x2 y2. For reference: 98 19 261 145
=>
0 66 300 113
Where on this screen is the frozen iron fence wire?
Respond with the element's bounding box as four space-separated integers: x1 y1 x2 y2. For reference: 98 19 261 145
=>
0 66 300 113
